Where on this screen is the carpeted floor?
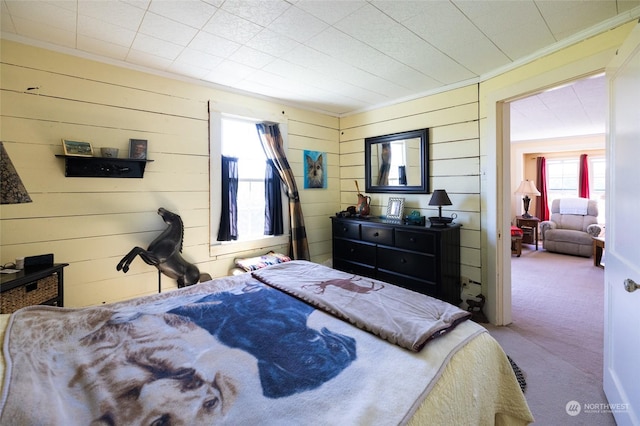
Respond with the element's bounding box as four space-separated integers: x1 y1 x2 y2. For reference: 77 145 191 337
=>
485 246 615 425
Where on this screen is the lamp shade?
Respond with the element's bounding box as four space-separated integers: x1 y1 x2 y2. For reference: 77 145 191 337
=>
514 180 540 196
1 141 32 204
429 189 452 206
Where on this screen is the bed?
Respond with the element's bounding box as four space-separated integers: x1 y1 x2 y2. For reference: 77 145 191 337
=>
0 261 533 425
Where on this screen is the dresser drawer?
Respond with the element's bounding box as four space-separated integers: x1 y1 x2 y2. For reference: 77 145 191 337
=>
332 220 360 239
377 271 437 297
334 240 376 265
395 229 436 253
333 259 375 277
361 225 393 246
377 247 436 281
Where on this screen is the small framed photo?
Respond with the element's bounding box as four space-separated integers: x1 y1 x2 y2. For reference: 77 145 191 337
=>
386 197 405 221
62 139 93 157
129 139 148 159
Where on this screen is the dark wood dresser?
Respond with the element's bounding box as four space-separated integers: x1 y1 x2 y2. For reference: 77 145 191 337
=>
331 217 461 305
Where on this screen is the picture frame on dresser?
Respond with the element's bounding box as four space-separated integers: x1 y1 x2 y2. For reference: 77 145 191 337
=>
386 197 405 221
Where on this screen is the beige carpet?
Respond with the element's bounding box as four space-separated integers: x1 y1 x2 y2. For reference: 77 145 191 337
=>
485 246 615 425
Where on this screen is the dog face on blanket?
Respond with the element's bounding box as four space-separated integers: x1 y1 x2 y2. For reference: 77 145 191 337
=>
70 313 245 425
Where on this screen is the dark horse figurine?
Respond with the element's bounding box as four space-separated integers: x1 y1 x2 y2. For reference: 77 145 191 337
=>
117 208 211 288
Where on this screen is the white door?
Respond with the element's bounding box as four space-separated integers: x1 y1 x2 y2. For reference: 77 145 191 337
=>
604 22 640 425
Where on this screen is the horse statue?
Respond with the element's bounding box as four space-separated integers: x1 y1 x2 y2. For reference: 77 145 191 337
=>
116 208 211 288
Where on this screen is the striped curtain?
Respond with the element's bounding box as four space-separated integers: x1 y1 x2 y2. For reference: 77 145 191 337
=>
536 157 550 221
256 122 310 260
579 154 590 199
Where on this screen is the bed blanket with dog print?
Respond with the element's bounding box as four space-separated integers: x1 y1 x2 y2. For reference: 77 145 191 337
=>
1 268 483 425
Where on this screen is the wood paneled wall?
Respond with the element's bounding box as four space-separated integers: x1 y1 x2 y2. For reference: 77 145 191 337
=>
339 85 482 286
0 40 339 307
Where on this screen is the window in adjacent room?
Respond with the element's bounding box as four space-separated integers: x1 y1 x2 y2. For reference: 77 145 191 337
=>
589 156 606 224
546 158 579 202
546 156 605 223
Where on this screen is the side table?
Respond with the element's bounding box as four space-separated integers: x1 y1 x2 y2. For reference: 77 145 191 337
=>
593 236 605 268
0 263 68 313
516 216 540 250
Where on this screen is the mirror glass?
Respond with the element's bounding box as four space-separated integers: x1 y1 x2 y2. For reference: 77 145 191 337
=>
365 128 429 194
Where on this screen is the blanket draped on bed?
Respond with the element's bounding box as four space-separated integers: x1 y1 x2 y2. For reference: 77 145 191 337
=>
1 267 482 426
252 261 471 351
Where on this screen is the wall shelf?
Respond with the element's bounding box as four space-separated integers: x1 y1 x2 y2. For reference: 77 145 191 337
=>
55 155 153 178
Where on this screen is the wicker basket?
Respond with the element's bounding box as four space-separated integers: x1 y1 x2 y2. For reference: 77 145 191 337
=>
0 274 58 314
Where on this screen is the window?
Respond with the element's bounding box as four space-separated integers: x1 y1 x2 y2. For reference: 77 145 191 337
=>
589 157 606 224
221 117 267 240
546 158 578 201
546 156 605 223
209 108 289 255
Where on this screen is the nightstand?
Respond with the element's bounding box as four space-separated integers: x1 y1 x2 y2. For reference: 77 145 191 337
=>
0 263 68 314
516 216 540 250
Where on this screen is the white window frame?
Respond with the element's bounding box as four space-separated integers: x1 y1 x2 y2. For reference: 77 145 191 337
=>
209 104 290 256
546 156 606 224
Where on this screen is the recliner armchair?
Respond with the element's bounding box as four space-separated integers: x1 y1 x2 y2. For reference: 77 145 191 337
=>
540 198 602 257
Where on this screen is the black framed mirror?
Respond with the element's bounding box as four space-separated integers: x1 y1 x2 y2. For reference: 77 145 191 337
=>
365 128 429 194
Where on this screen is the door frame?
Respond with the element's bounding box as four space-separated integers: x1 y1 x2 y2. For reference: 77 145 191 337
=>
484 51 619 325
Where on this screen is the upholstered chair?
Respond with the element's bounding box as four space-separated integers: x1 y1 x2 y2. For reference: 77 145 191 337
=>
540 199 602 257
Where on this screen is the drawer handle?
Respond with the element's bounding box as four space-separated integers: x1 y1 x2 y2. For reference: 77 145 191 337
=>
25 282 38 292
400 258 407 264
342 227 348 232
374 232 379 237
350 248 355 253
409 237 416 243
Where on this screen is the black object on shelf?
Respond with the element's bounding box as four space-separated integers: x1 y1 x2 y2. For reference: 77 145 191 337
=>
56 155 153 178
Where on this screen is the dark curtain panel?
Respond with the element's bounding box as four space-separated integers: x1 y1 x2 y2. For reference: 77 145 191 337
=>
536 156 550 221
264 159 284 236
217 156 238 241
256 122 310 260
579 154 590 199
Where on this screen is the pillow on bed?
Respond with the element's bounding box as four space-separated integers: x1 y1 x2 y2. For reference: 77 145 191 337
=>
235 251 291 272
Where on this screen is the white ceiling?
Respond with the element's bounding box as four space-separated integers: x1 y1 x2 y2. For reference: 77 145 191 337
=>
2 1 639 139
510 72 607 141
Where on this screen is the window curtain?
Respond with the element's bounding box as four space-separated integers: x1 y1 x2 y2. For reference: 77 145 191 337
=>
536 156 550 221
579 154 590 199
256 122 310 260
264 159 284 236
217 156 238 241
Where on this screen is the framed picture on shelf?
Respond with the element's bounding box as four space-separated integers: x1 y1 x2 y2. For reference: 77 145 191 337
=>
62 139 93 157
129 139 148 159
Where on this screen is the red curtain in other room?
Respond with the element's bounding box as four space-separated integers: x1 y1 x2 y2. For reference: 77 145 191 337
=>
579 154 590 199
536 156 550 221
